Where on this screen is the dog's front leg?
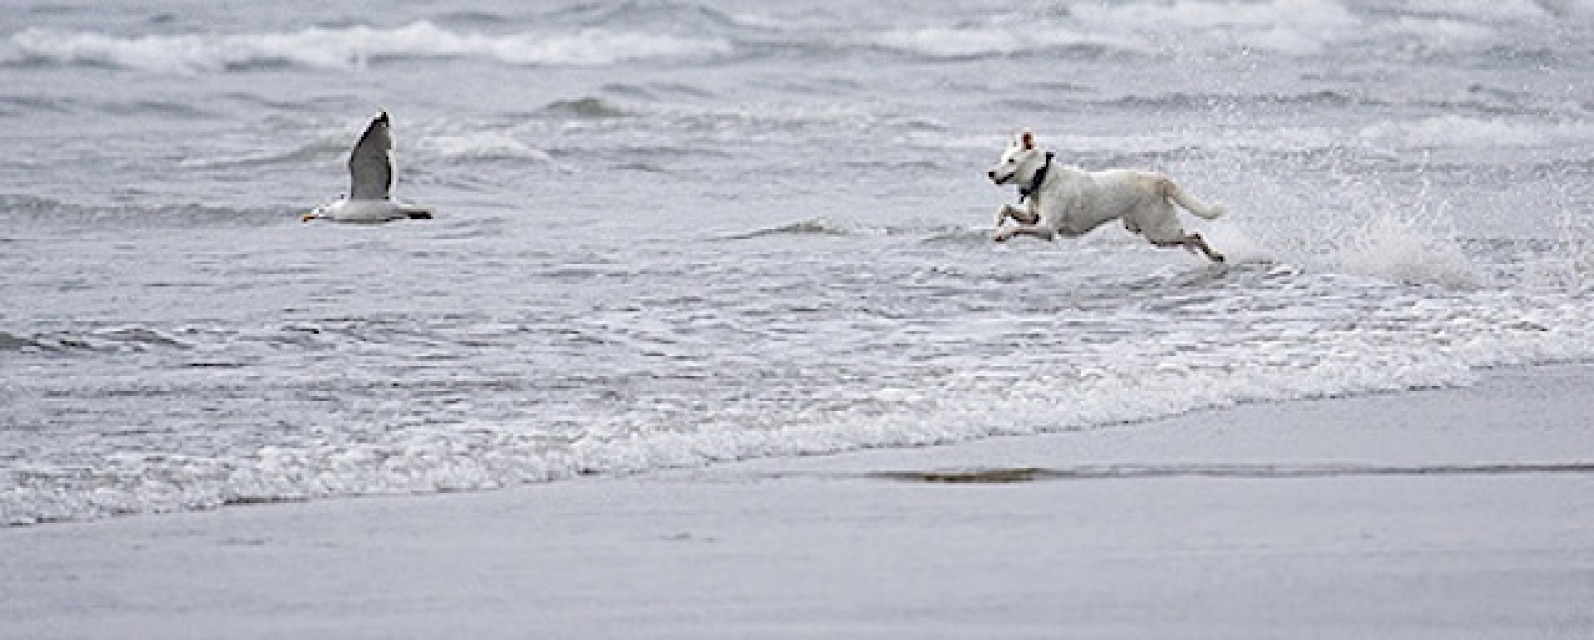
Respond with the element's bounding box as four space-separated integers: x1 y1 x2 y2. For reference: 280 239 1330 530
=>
994 225 1056 243
993 204 1040 228
993 204 1022 227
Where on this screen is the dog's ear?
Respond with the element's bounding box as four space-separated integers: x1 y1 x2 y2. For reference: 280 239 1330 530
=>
1020 129 1035 150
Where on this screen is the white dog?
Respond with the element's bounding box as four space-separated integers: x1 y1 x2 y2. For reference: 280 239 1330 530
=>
987 130 1226 262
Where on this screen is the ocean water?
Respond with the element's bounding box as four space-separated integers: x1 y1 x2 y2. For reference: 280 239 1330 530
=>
2 0 1592 525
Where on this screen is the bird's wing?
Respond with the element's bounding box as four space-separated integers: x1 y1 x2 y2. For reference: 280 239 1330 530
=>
347 111 393 200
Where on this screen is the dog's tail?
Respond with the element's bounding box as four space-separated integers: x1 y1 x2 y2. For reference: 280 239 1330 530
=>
1161 178 1227 220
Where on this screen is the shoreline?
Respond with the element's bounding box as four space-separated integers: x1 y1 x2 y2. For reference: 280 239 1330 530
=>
4 363 1593 639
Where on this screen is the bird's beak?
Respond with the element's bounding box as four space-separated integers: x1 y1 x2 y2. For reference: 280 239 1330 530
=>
300 212 316 223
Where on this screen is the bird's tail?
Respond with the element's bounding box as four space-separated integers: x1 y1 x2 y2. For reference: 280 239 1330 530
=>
399 203 434 220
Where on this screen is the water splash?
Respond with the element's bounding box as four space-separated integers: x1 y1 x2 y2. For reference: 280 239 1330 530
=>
1327 202 1478 287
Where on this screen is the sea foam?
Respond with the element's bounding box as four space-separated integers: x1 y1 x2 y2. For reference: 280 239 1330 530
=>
8 288 1591 527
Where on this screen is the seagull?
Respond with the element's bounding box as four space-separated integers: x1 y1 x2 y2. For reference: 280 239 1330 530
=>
302 111 434 223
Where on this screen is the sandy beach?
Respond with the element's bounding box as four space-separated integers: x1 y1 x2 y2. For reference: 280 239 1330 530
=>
4 364 1592 639
6 2 1594 638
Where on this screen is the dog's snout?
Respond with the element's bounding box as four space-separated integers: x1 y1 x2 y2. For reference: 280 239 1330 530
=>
986 170 996 180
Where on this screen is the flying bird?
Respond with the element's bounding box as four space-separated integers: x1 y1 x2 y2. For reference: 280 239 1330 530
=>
302 111 434 223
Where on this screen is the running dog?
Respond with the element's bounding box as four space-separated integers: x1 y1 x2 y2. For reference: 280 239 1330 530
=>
987 130 1226 262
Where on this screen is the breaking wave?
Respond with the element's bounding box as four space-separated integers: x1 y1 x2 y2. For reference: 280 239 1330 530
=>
3 21 733 74
8 296 1594 526
863 0 1588 60
7 0 1589 77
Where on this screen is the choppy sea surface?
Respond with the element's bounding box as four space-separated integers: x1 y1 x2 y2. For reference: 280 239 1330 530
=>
2 0 1592 525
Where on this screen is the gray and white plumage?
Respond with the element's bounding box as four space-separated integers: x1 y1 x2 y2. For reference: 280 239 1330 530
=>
303 111 434 223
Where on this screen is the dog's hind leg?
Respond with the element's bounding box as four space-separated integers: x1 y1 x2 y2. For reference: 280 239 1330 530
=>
1154 233 1225 262
1188 233 1225 262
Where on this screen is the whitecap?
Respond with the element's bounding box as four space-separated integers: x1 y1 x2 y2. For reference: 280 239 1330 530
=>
1358 115 1594 151
5 21 733 74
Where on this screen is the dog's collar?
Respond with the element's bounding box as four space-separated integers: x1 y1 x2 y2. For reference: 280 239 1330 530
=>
1018 152 1054 204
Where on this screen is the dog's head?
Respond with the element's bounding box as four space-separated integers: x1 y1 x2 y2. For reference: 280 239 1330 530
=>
987 129 1044 186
